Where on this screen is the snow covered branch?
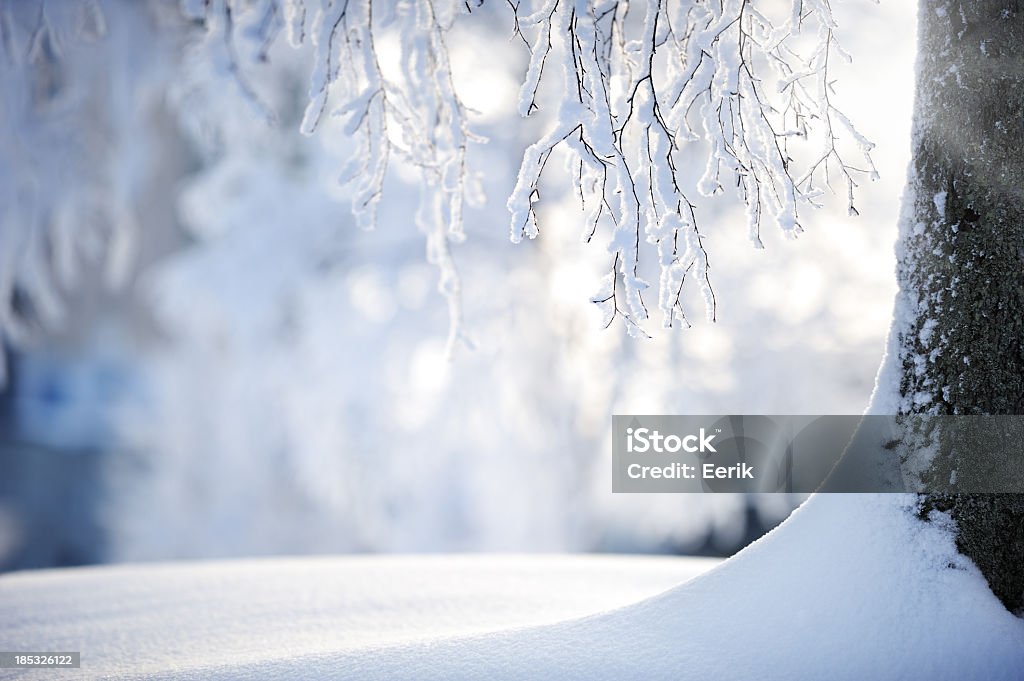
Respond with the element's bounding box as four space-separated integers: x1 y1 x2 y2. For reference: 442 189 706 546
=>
285 0 482 352
0 0 876 362
181 0 875 340
508 0 877 334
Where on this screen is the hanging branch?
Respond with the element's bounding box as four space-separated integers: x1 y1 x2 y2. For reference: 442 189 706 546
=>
508 0 876 334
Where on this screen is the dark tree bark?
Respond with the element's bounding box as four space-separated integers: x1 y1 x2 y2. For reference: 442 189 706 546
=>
889 0 1024 612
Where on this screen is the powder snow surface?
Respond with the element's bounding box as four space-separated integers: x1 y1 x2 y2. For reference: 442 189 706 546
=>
3 495 1023 680
0 554 712 679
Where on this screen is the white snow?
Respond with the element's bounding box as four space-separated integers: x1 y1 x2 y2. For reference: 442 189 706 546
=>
0 554 714 679
933 190 947 218
3 495 1021 680
918 317 938 346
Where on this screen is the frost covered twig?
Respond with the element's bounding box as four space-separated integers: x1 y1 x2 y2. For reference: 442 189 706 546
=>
508 0 876 334
181 0 485 353
293 0 482 352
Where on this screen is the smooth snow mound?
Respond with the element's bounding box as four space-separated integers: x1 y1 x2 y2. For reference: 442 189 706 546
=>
302 495 1024 681
3 495 1023 680
0 553 714 679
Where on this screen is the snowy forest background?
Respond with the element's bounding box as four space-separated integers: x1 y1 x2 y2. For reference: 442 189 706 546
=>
0 0 915 571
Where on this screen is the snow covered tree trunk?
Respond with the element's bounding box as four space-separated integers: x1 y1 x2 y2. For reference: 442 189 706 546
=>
880 0 1024 612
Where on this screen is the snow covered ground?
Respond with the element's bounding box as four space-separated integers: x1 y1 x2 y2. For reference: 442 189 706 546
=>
3 494 1022 680
0 553 715 679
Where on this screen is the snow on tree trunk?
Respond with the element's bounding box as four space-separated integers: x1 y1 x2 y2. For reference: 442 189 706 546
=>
873 0 1024 612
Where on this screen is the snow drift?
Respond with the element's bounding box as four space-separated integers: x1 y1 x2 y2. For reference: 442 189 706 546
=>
2 494 1021 680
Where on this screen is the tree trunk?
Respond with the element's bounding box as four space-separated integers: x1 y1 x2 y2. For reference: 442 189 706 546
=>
884 0 1024 612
